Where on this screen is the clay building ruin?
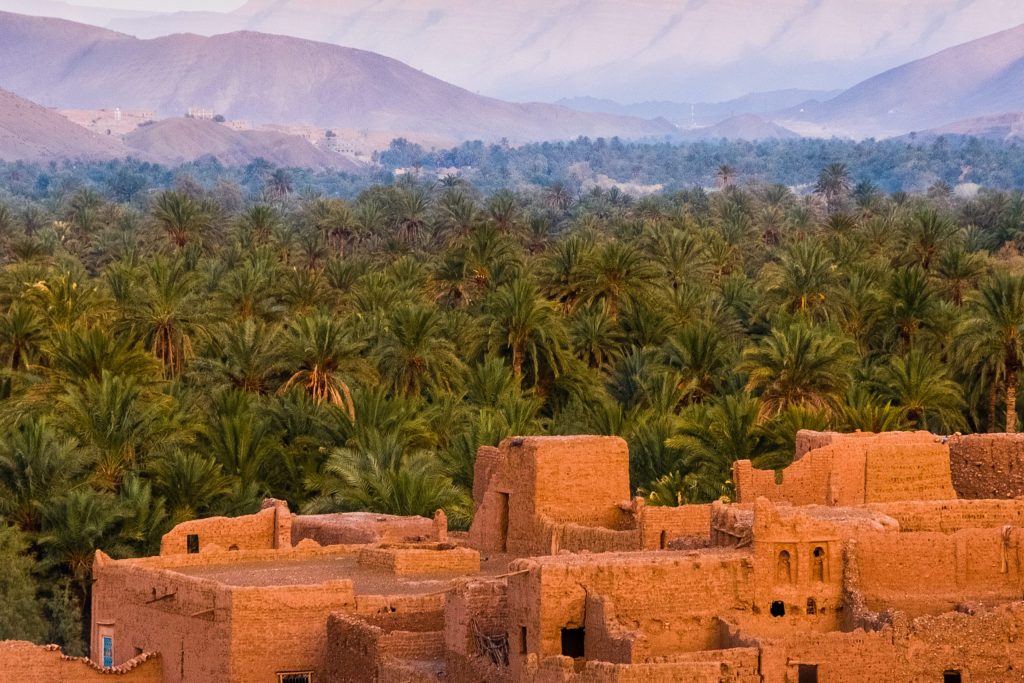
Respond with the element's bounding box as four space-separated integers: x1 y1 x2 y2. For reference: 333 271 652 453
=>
7 431 1024 681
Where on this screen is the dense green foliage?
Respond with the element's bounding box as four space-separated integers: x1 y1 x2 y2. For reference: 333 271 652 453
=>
3 155 1024 649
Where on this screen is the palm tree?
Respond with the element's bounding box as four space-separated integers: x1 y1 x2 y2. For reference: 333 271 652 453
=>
873 350 965 431
716 165 736 189
200 390 280 491
117 258 208 377
239 204 280 246
281 312 374 421
148 450 235 522
0 417 84 531
569 301 624 370
485 278 568 381
202 318 284 393
0 302 44 370
902 208 957 271
374 305 463 397
665 393 766 502
661 323 734 403
885 266 938 351
739 323 854 417
761 240 835 317
958 271 1024 431
152 191 207 249
578 241 660 317
304 434 471 526
815 163 852 213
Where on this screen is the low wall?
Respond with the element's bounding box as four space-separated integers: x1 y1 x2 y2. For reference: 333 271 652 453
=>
0 641 161 683
325 612 444 683
641 505 712 549
357 545 480 575
292 512 436 546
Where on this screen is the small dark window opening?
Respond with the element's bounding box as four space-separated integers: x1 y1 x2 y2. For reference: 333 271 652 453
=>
777 550 793 583
812 546 825 582
278 673 312 683
944 671 962 683
798 664 819 683
520 626 527 654
659 530 667 549
186 534 199 554
806 598 817 615
560 627 585 659
228 544 239 551
770 601 786 617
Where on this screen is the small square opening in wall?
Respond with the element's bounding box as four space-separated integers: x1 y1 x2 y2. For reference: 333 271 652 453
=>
186 534 199 554
560 627 585 659
944 671 962 683
277 673 312 683
798 664 819 683
770 600 786 617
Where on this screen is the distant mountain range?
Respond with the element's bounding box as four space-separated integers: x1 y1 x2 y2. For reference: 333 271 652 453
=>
558 90 841 127
778 23 1024 138
0 12 676 146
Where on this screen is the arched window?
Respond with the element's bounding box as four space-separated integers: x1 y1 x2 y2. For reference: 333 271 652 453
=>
806 598 817 615
812 546 825 582
776 550 793 584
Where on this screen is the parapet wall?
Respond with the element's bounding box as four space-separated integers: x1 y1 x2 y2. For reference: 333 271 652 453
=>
292 512 437 546
0 641 162 683
948 433 1024 499
734 431 955 506
159 499 291 555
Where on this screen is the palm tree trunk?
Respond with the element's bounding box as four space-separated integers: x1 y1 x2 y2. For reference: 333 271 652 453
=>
1008 370 1018 434
512 344 523 379
990 382 999 433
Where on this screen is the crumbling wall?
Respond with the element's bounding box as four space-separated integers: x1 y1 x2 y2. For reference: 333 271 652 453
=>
0 641 162 683
325 611 444 683
506 550 755 676
291 512 436 546
445 579 511 683
159 499 291 555
734 432 954 506
949 433 1024 499
546 521 640 554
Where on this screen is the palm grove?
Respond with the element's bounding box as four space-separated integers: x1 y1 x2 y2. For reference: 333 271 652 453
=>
2 162 1024 650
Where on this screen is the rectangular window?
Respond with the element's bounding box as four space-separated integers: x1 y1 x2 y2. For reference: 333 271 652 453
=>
944 672 962 683
560 627 585 659
102 636 113 668
186 534 199 554
798 664 818 683
520 626 527 654
277 673 312 683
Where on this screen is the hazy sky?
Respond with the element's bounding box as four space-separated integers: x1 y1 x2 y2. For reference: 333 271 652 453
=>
64 0 245 10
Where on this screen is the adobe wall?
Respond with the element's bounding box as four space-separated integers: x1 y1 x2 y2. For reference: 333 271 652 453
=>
851 527 1024 615
469 436 634 556
291 512 437 546
356 544 481 575
90 553 234 683
444 579 511 683
639 504 713 549
868 498 1024 532
505 550 755 677
0 641 162 683
734 431 955 506
228 582 356 682
531 647 761 683
325 612 444 683
159 499 291 555
746 602 1024 682
949 433 1024 499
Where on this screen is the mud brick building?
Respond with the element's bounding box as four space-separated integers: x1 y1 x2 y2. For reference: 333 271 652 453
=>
8 431 1024 681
